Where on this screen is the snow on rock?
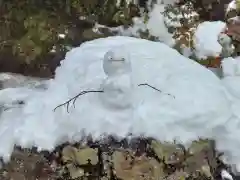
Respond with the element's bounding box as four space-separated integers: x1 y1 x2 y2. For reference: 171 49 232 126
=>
193 21 226 59
0 36 234 164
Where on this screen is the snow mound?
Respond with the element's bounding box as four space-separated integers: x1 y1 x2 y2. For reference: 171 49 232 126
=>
194 21 226 59
0 36 234 164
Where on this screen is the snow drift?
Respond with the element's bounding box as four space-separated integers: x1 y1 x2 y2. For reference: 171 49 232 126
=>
0 36 239 168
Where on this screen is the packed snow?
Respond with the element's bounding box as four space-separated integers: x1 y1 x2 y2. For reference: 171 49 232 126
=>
0 36 240 169
194 21 226 59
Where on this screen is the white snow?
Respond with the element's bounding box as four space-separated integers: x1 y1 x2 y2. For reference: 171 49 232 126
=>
222 57 240 77
217 56 240 170
222 57 240 102
194 21 226 59
0 36 237 166
146 4 175 46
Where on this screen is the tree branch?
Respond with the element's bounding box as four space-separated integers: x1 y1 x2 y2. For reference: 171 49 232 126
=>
138 83 175 98
53 90 104 112
53 83 175 112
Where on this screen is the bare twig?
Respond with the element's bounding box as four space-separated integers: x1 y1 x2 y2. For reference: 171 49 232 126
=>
54 83 174 112
138 83 175 98
53 90 104 112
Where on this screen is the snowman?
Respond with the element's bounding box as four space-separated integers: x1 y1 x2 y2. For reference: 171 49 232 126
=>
98 48 134 109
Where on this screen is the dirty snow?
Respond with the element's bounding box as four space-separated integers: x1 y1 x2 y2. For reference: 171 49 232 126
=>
0 35 238 168
194 21 226 59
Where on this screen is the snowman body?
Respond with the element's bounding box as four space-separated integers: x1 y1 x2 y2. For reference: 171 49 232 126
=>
99 48 134 109
99 74 133 109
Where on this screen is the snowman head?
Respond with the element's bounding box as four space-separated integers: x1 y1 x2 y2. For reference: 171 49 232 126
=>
103 47 131 76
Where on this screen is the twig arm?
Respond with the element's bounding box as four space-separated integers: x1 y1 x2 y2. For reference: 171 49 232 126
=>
53 90 104 112
138 83 175 98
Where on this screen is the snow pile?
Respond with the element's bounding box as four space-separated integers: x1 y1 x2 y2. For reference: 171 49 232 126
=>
0 36 237 166
193 21 226 59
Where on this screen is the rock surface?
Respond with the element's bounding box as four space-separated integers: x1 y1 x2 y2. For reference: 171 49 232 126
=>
0 137 233 180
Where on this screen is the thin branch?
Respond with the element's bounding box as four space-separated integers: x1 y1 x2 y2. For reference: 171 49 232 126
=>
138 83 162 92
54 83 174 112
138 83 175 98
53 90 104 112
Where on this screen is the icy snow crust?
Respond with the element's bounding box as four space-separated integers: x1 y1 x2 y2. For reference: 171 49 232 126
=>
0 36 236 164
